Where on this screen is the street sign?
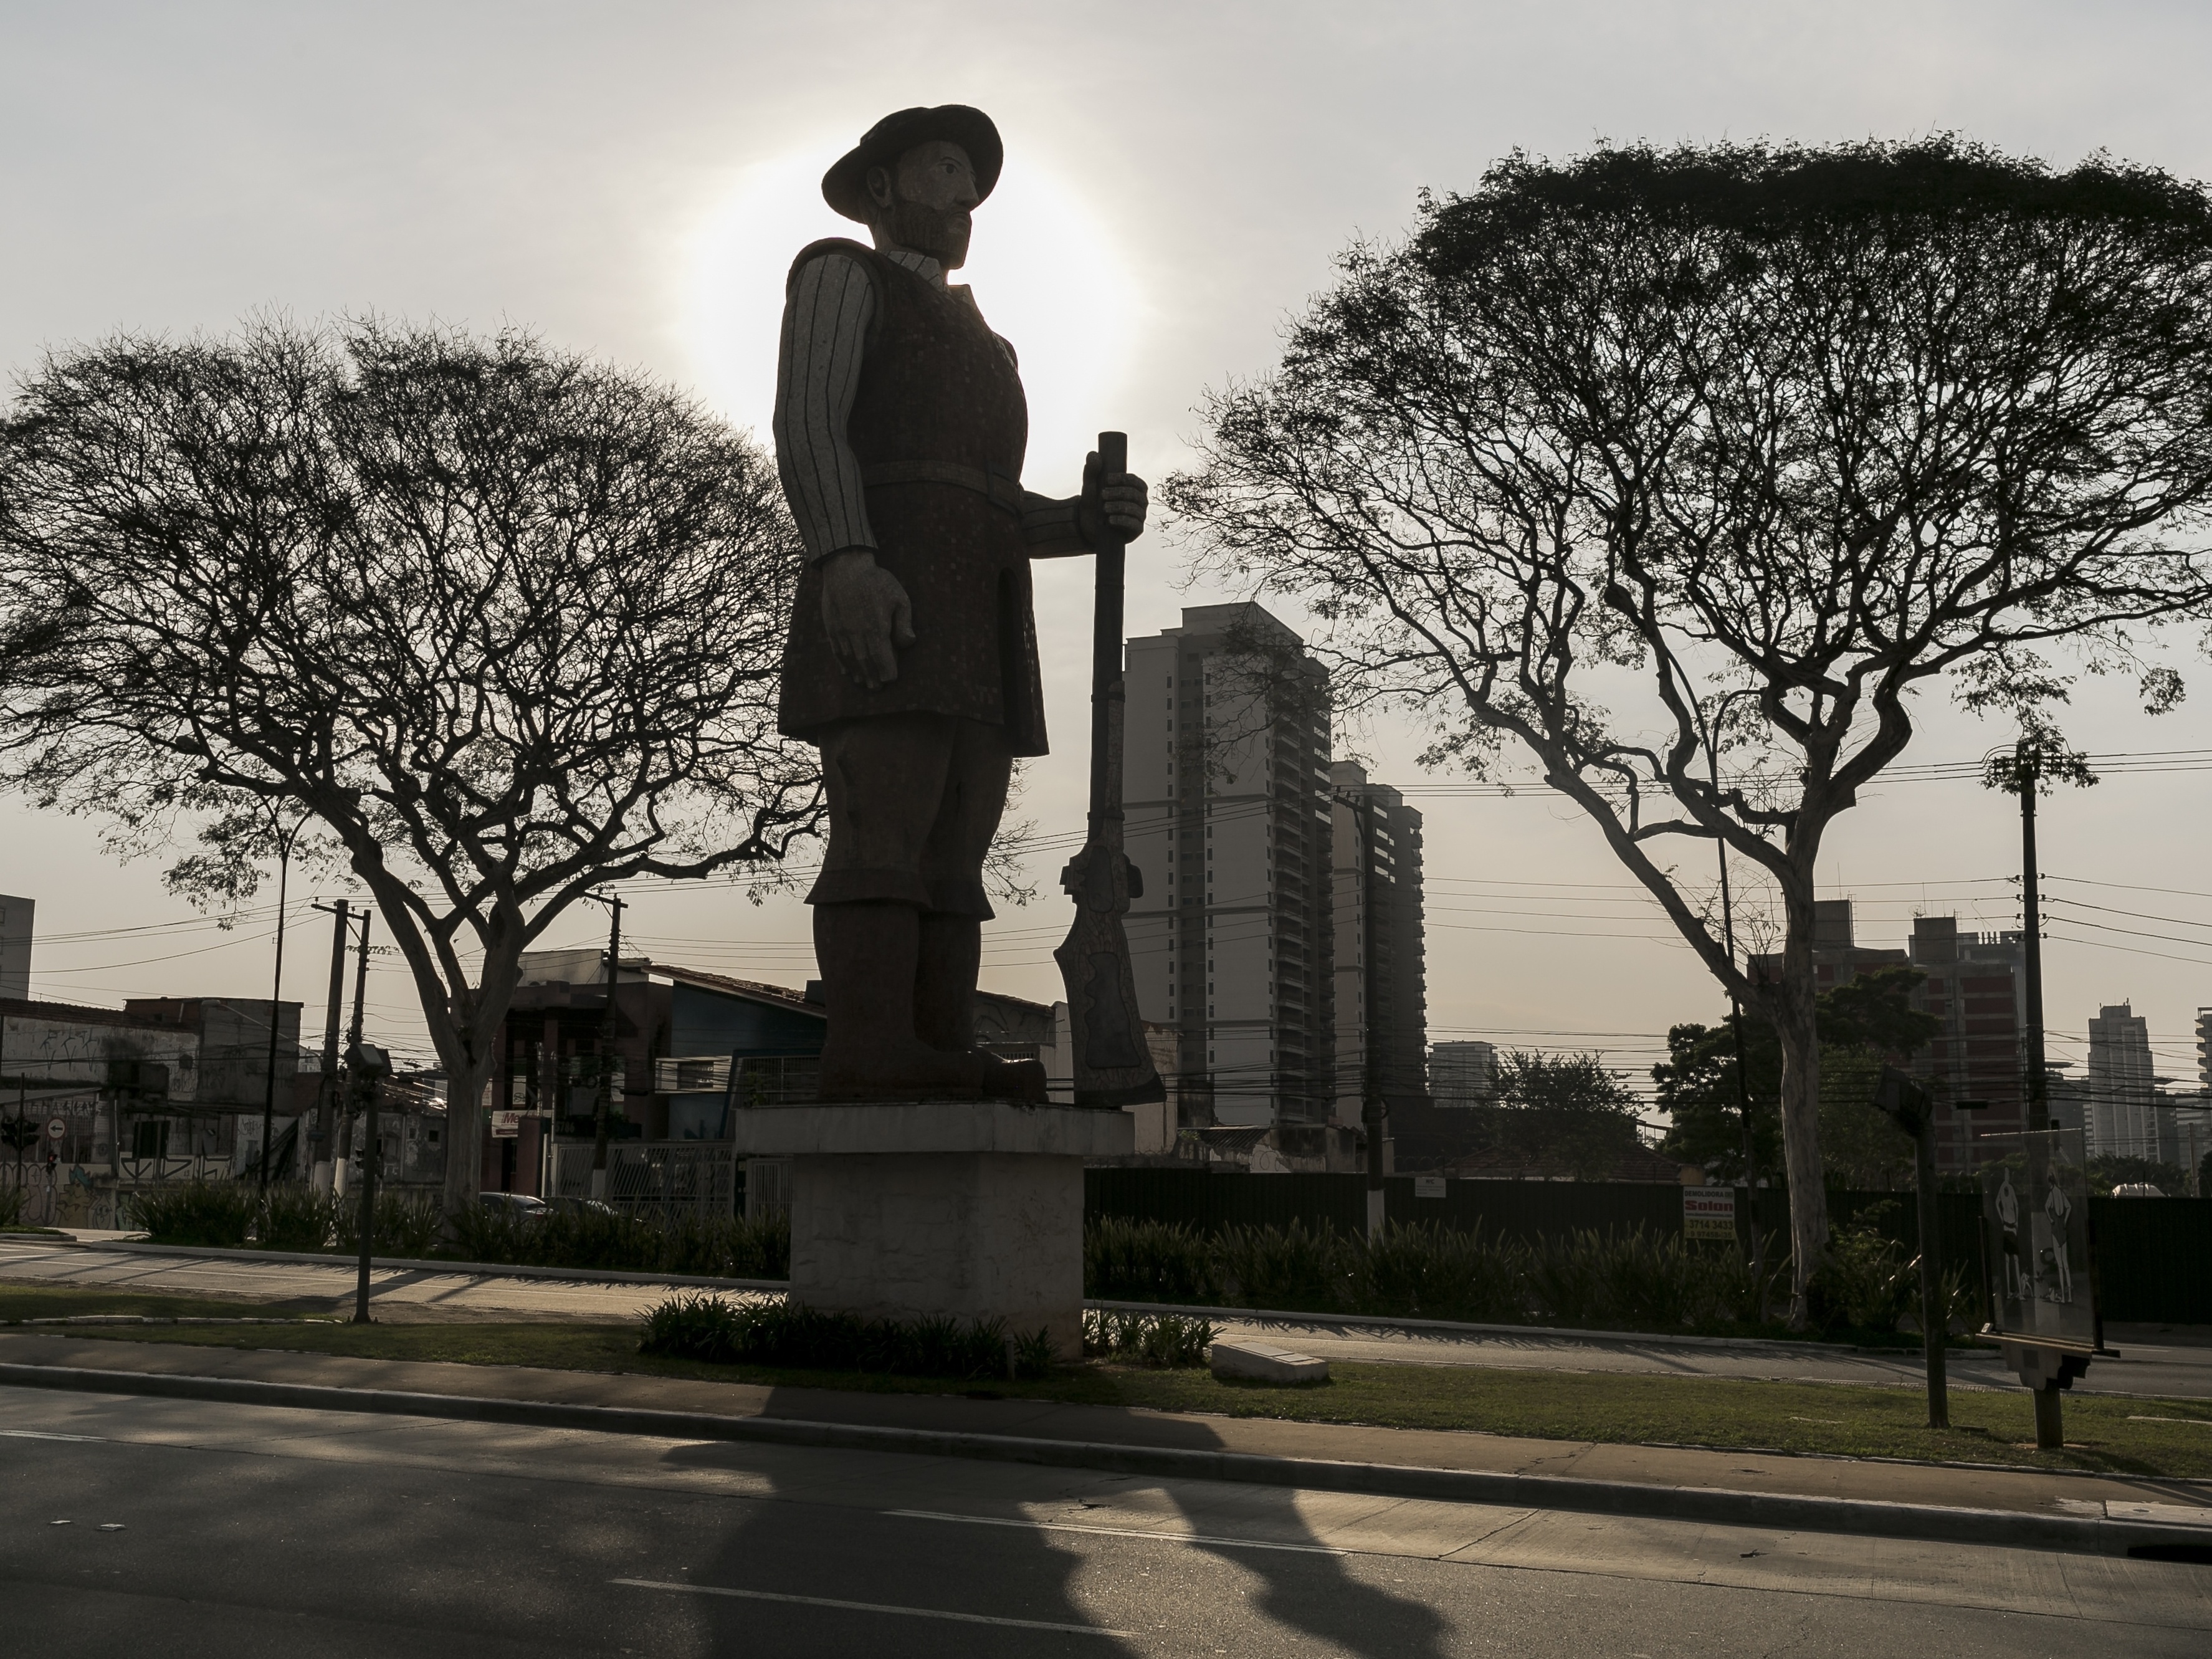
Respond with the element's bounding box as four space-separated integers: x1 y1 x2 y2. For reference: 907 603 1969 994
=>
1682 1185 1737 1240
45 1117 67 1142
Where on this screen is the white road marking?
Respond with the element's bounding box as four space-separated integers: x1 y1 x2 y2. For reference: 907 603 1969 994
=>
889 1506 1347 1555
609 1577 1130 1635
1 1428 104 1442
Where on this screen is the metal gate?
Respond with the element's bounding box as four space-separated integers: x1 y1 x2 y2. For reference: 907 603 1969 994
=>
550 1140 738 1222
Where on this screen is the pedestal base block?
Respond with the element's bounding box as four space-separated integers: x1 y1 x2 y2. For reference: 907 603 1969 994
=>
792 1150 1081 1354
733 1102 1132 1359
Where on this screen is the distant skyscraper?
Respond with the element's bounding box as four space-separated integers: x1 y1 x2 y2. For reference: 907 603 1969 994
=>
1428 1041 1497 1107
0 894 31 1000
1123 604 1335 1127
2087 1002 2158 1160
1331 762 1426 1129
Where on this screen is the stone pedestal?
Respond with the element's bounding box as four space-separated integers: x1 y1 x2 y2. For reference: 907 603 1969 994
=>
728 1101 1132 1357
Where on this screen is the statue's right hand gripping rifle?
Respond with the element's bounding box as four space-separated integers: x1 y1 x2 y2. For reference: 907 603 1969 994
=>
1055 431 1166 1109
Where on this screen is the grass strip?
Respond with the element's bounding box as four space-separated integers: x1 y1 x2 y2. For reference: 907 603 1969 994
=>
12 1290 2210 1481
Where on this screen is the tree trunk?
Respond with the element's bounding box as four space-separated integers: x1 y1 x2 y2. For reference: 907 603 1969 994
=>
440 1054 492 1229
1771 886 1829 1327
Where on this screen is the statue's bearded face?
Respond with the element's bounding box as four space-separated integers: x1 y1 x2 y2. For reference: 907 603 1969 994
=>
866 140 978 270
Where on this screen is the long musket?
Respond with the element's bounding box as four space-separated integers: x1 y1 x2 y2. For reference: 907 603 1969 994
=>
1056 431 1166 1109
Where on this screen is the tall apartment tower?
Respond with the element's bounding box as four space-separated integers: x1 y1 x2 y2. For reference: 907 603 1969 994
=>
0 893 31 1000
1428 1041 1497 1107
1123 604 1335 1127
1330 762 1427 1127
2086 1002 2158 1159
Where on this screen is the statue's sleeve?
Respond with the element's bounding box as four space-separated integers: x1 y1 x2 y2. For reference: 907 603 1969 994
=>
773 251 877 565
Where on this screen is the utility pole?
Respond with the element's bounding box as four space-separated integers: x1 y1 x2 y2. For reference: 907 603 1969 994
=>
2016 740 2049 1135
1988 732 2097 1450
348 1038 393 1324
257 820 303 1193
584 890 625 1202
309 899 350 1195
334 910 372 1199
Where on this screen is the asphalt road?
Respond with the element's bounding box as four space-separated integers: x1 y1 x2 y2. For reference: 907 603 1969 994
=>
3 1384 2208 1657
9 1238 2211 1398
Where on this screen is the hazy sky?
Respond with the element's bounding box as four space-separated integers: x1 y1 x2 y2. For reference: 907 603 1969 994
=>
4 1 2210 1099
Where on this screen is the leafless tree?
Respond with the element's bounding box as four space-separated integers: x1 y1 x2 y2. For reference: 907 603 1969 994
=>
1166 140 2212 1320
0 318 821 1222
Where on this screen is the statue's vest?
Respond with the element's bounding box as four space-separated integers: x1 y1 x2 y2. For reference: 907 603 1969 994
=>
776 238 1047 756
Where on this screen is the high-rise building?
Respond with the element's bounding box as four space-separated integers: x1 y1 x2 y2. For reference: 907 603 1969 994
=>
1123 604 1335 1127
2086 1002 2158 1160
1428 1041 1497 1107
1330 762 1427 1129
0 894 31 1000
1904 915 2029 1171
1758 903 2026 1173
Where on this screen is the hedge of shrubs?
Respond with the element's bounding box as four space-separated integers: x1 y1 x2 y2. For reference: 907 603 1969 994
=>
1083 1213 1971 1338
639 1292 1054 1379
125 1182 786 1279
447 1205 790 1279
125 1188 1963 1341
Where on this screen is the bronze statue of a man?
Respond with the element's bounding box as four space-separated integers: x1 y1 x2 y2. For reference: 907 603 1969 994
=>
773 105 1147 1102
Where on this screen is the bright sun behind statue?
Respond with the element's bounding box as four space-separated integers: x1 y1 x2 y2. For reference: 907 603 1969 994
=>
677 141 1138 497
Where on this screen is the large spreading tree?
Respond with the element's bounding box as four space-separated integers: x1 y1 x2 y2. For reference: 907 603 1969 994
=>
0 318 819 1220
1166 139 2212 1319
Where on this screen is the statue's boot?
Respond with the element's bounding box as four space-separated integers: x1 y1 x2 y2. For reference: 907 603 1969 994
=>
914 912 1048 1104
812 901 994 1101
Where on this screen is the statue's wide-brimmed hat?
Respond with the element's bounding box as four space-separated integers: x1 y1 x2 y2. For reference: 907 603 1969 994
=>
821 105 1003 222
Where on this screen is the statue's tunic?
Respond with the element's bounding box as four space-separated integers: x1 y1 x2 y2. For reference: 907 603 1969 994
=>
776 237 1048 757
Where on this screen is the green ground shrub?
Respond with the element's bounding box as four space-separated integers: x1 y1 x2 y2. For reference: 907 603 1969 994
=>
1084 1217 1218 1303
1082 1308 1216 1367
128 1182 256 1247
331 1189 444 1258
1218 1219 1353 1309
1814 1208 1916 1333
639 1293 1048 1380
257 1183 340 1251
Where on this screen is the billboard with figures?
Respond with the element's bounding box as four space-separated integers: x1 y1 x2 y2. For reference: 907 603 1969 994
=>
1980 1127 2096 1351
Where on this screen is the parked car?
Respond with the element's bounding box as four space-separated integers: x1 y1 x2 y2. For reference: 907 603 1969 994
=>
550 1196 619 1217
479 1192 549 1218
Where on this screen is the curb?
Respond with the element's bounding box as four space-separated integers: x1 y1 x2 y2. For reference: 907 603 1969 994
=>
26 1240 1991 1362
2 1359 2205 1559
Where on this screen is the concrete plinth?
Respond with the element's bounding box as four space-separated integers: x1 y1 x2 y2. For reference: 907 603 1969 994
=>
729 1102 1133 1358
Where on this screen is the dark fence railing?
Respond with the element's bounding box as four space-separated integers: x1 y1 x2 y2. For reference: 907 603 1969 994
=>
1082 1169 2212 1326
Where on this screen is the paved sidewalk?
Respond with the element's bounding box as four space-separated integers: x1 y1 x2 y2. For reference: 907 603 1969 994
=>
4 1327 2208 1529
9 1236 2211 1398
0 1236 670 1321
